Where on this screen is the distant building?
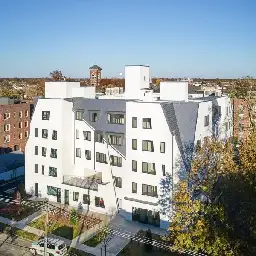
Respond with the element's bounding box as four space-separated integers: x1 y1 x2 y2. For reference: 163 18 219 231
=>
0 151 24 182
89 65 102 87
0 97 33 154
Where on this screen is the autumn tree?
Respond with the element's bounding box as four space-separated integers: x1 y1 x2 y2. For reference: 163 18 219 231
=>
49 70 63 81
167 135 256 255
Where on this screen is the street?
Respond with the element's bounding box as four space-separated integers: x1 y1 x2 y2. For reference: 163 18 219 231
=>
0 233 32 256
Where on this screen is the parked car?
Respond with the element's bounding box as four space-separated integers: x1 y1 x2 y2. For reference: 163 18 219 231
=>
29 238 67 256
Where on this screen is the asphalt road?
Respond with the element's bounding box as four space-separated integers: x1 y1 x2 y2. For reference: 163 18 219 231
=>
0 233 32 256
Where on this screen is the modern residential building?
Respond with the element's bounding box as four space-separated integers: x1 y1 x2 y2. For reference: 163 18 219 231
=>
25 65 233 229
89 65 102 87
0 97 33 154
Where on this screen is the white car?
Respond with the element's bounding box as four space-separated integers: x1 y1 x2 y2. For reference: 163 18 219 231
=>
29 238 67 256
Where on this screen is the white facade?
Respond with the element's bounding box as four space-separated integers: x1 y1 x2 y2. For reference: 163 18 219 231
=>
25 65 233 230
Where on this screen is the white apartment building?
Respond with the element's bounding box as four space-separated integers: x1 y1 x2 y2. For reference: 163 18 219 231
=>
25 65 233 230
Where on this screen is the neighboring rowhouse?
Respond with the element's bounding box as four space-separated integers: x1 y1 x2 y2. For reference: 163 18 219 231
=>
0 97 33 154
25 65 233 229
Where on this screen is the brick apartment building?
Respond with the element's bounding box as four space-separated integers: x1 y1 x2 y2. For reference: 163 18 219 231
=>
0 97 33 154
233 98 250 141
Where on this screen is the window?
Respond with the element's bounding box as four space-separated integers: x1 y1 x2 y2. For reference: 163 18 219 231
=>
107 134 123 146
50 148 57 158
96 152 107 163
132 117 137 128
13 112 16 118
19 133 22 139
95 197 105 208
4 124 10 131
73 192 79 201
4 135 10 143
76 148 81 158
107 113 125 124
42 129 48 139
47 186 58 196
35 146 38 155
76 129 79 139
110 155 122 167
114 177 122 188
35 164 38 173
204 115 209 127
142 118 152 129
83 194 90 204
85 150 91 160
52 130 57 140
25 121 28 128
95 131 104 143
142 184 157 197
142 140 154 152
132 160 137 172
4 113 10 120
160 142 165 153
132 182 137 193
83 131 91 141
49 167 57 177
162 165 166 176
142 162 156 175
13 124 16 128
75 110 84 120
25 110 29 117
42 165 44 175
19 122 22 129
132 139 137 150
35 128 38 137
42 111 50 120
42 147 47 157
19 111 22 118
89 111 99 122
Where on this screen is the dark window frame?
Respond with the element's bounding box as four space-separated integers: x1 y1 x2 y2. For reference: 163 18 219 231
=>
42 111 50 120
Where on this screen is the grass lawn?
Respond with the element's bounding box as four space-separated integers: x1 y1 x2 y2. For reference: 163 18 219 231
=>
83 228 110 248
118 230 185 256
83 234 101 247
15 228 40 241
30 215 80 240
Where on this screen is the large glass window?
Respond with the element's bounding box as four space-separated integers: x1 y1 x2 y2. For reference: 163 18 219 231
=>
47 186 58 196
142 140 154 152
107 113 125 124
49 167 57 177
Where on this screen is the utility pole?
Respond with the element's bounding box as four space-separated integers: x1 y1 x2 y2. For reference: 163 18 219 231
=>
44 200 49 256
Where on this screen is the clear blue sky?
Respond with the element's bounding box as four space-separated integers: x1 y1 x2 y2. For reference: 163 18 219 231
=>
0 0 255 78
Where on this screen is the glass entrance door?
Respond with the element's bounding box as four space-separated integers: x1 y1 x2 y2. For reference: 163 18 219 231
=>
64 190 69 205
57 188 61 203
35 183 38 197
